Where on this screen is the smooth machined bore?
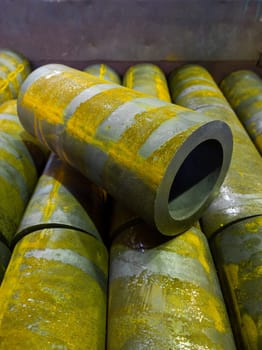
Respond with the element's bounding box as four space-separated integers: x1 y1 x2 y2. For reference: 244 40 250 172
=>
168 139 223 220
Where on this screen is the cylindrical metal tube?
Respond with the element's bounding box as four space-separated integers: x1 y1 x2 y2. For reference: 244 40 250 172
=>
0 100 49 245
212 216 262 350
84 63 121 84
0 227 108 349
123 63 171 102
220 70 262 154
14 153 106 245
108 223 236 349
0 241 11 283
18 64 233 236
0 49 31 104
169 65 262 237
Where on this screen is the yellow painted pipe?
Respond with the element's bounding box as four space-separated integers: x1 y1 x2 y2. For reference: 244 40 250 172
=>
220 70 262 155
0 100 49 245
14 153 106 245
108 223 236 349
0 241 10 283
169 65 262 237
123 63 171 102
0 49 31 104
84 63 121 84
212 216 262 350
0 227 108 349
18 64 233 236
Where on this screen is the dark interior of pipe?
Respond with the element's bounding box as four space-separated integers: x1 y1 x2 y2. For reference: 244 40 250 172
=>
168 139 223 220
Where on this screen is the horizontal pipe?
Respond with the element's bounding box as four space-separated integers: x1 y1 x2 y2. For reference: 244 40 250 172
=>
18 64 233 235
15 153 106 245
169 64 262 237
0 100 49 245
212 216 262 350
220 70 262 155
84 63 122 85
0 49 31 104
0 227 108 349
108 223 236 349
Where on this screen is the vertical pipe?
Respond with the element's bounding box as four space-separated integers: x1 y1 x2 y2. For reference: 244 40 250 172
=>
108 224 236 349
220 70 262 154
0 100 48 245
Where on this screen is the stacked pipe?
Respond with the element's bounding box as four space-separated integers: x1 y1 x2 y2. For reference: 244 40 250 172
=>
0 63 235 348
0 49 31 104
104 64 236 349
84 63 121 85
169 65 262 350
220 70 262 154
123 63 171 102
0 154 108 349
0 99 48 282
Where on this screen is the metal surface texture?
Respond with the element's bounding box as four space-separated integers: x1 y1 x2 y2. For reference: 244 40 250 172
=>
169 64 262 237
18 64 233 236
212 216 262 350
111 63 171 237
108 223 236 349
15 153 106 245
84 64 121 84
0 241 10 283
221 70 262 154
0 100 48 245
0 49 31 104
0 0 261 64
123 63 171 102
0 227 108 349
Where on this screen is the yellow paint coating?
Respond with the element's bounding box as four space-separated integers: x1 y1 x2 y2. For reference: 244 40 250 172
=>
124 64 171 102
0 228 108 349
169 64 262 235
220 70 262 154
0 50 30 103
0 177 25 241
108 226 235 349
0 99 17 114
213 216 262 350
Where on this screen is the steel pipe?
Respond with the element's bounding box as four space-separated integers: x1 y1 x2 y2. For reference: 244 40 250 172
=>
169 65 262 237
0 227 108 349
0 241 10 283
0 100 48 245
18 64 233 235
0 49 31 104
14 153 106 245
220 70 262 154
108 223 236 349
84 63 121 84
123 63 171 102
212 216 262 350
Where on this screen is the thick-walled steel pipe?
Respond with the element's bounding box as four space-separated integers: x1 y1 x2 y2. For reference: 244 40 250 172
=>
18 64 233 235
108 223 236 349
84 63 121 84
212 216 262 350
123 63 171 102
0 241 10 283
221 70 262 154
169 65 262 237
0 100 48 245
0 228 108 349
0 49 30 104
14 153 106 245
